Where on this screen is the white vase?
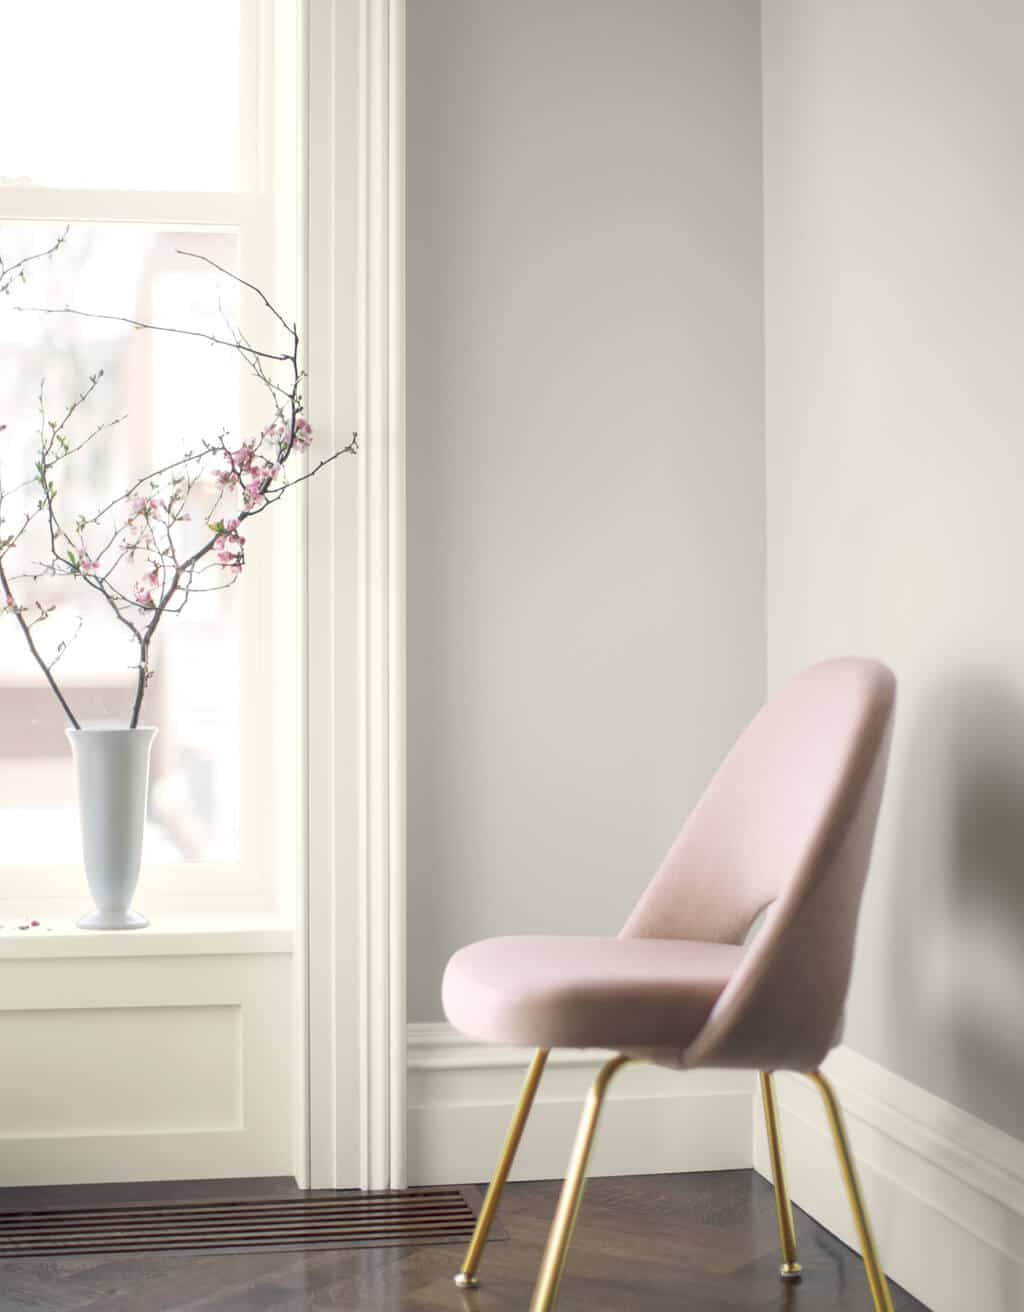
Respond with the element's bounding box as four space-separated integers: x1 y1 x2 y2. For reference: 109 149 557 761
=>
67 727 157 930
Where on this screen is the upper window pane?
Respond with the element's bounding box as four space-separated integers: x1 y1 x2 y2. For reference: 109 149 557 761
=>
0 1 241 192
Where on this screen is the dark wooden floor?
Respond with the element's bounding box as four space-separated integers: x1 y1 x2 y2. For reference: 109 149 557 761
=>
0 1171 929 1311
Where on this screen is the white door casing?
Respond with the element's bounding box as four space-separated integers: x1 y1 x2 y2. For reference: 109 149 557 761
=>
304 0 406 1192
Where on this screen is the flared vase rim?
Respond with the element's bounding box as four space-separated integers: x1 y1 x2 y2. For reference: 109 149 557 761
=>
65 725 159 736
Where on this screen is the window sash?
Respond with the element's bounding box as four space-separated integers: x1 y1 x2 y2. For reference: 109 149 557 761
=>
0 188 259 227
0 0 303 917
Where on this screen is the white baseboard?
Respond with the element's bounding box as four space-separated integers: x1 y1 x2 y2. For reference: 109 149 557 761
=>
406 1022 754 1187
753 1046 1024 1312
409 1025 1024 1312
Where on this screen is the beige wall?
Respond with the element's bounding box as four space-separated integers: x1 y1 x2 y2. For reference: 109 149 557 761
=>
407 0 766 1020
763 0 1024 1139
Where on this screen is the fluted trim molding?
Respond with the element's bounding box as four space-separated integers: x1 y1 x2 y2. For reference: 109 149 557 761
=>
305 0 406 1191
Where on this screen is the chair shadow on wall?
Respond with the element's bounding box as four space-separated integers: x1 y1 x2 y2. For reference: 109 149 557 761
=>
884 672 1024 1305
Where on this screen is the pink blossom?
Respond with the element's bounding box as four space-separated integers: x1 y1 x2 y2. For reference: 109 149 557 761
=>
215 525 245 572
229 444 255 469
121 521 155 552
242 462 281 494
80 556 99 574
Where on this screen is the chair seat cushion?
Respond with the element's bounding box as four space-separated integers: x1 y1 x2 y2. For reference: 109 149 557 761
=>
442 935 744 1052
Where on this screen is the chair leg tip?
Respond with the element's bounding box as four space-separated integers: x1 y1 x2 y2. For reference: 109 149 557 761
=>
454 1272 479 1289
780 1262 803 1281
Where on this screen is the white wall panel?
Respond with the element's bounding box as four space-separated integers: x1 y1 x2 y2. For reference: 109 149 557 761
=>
0 949 293 1186
0 1005 241 1137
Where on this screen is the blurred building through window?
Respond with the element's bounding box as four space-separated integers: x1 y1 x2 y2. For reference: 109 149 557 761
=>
0 1 291 889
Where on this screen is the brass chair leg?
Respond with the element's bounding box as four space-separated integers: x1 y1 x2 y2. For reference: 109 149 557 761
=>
809 1071 895 1312
454 1048 549 1289
760 1072 802 1281
529 1055 632 1312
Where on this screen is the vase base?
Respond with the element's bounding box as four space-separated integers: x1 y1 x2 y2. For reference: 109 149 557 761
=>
76 909 149 931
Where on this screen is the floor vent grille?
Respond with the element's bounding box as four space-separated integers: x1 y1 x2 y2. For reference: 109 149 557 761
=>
0 1187 487 1258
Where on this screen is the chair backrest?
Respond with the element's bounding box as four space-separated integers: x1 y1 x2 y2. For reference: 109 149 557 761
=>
621 657 896 1071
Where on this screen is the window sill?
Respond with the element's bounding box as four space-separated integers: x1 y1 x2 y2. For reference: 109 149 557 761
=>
0 916 294 960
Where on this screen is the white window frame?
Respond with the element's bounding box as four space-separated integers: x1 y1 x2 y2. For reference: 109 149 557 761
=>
0 0 305 922
0 0 409 1193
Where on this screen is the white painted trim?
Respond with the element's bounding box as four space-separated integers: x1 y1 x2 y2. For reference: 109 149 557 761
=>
0 188 257 226
0 921 292 960
753 1047 1024 1312
0 952 293 1187
406 1023 755 1188
385 0 408 1192
357 0 407 1194
304 0 405 1192
292 0 314 1195
305 0 362 1191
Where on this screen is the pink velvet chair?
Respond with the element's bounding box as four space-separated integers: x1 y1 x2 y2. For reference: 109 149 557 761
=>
443 657 897 1312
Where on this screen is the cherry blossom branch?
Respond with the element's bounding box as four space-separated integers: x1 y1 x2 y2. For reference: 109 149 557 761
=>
118 267 305 725
179 249 294 338
15 304 292 363
81 444 216 527
4 251 357 729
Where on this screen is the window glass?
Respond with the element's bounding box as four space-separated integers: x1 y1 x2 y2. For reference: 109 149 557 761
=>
0 1 241 192
0 225 242 863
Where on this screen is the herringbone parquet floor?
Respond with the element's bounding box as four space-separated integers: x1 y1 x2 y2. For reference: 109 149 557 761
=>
0 1171 928 1311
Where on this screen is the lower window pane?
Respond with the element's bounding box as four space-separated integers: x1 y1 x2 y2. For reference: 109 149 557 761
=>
0 226 243 864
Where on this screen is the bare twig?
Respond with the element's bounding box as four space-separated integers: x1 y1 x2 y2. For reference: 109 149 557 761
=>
0 228 68 298
15 305 291 362
0 558 80 728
